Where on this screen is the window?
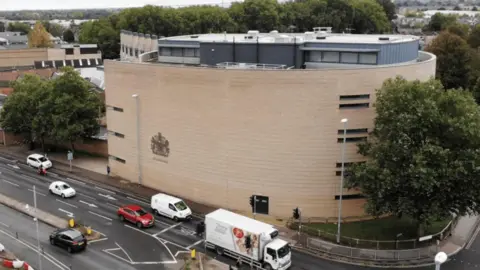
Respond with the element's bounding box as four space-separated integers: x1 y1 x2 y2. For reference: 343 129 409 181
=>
337 128 368 135
80 47 98 54
359 53 377 64
171 48 183 57
160 47 171 56
334 194 365 200
184 48 195 57
194 48 200 57
266 248 277 259
335 170 352 176
129 48 133 56
111 106 124 112
307 51 322 62
341 52 358 64
110 155 126 164
322 51 339 62
109 131 125 138
337 137 367 143
339 94 370 101
135 49 138 57
339 103 369 109
169 204 177 211
65 48 74 55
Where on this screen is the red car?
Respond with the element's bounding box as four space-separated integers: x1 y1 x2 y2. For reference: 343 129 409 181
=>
117 205 155 228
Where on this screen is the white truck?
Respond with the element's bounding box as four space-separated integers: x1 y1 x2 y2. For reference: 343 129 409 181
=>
205 209 292 270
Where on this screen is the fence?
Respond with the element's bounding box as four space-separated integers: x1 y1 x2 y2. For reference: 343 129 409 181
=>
288 217 457 250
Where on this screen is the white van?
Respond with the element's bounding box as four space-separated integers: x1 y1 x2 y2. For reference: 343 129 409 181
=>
150 193 192 221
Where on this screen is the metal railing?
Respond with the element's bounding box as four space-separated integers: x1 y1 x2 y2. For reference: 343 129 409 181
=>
215 62 289 70
288 217 457 250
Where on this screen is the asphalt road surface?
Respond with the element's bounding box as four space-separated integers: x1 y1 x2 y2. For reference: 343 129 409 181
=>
0 155 473 270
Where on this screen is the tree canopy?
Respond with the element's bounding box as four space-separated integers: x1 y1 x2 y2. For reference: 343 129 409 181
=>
63 29 75 43
424 13 457 32
0 67 103 152
41 21 65 38
79 0 392 59
7 22 31 34
345 77 480 236
28 22 53 48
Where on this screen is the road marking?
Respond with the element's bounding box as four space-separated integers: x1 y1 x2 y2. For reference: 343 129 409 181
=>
116 242 133 262
7 164 19 169
49 172 58 177
28 189 46 196
79 200 98 208
154 219 172 226
0 221 10 227
2 179 19 187
89 211 113 221
123 225 178 263
88 238 108 244
125 224 154 236
58 208 74 218
66 177 86 185
155 236 190 251
174 251 191 257
95 186 116 194
0 156 14 162
56 199 78 208
78 193 96 200
186 239 205 249
153 222 182 236
98 193 117 200
21 175 39 182
467 224 480 249
127 196 149 205
106 203 119 209
0 228 69 270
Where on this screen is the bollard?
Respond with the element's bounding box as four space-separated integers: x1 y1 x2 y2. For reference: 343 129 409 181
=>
86 227 92 236
191 249 196 260
69 219 75 228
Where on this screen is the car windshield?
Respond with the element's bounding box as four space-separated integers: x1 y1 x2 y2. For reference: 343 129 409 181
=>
174 201 188 211
38 157 48 162
277 244 290 258
60 184 70 190
135 209 148 216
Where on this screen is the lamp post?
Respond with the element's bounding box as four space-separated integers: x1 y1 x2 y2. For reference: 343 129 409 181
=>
132 94 142 185
435 252 448 270
336 118 348 244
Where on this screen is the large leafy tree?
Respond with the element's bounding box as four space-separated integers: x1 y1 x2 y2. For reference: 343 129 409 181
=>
426 31 471 89
79 18 120 59
7 22 31 34
48 67 102 152
424 13 457 32
28 22 53 48
63 29 75 43
346 77 480 236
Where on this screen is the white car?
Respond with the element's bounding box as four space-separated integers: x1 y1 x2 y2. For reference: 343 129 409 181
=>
49 181 76 198
27 154 52 169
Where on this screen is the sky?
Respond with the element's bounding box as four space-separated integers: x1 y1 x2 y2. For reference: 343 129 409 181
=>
2 0 240 11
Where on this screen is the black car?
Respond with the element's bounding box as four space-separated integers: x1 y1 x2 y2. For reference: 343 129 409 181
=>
49 228 87 253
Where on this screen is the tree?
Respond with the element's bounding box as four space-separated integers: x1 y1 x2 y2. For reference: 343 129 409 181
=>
345 77 480 236
425 13 457 32
473 6 478 11
453 5 461 10
48 67 102 152
0 74 52 151
447 23 470 39
6 22 31 34
468 24 480 48
41 21 65 37
425 31 471 89
63 29 75 42
79 18 120 59
0 22 5 32
375 0 397 21
28 22 53 48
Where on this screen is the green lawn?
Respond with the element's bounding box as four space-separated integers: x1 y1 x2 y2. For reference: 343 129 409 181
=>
305 216 451 241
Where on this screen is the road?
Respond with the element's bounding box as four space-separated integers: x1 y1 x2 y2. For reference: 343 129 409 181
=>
0 155 469 270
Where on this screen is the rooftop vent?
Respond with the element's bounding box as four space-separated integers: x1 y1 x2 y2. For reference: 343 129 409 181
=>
190 35 199 38
270 30 279 35
378 37 390 41
316 36 326 40
247 30 260 37
304 31 315 40
313 27 332 34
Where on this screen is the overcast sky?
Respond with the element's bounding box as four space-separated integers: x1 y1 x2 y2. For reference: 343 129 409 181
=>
2 0 240 11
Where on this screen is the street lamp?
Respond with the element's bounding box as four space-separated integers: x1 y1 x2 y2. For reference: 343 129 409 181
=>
435 252 448 270
336 118 348 244
132 94 142 185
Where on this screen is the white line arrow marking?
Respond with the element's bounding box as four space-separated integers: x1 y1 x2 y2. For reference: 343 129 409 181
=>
7 164 19 169
56 199 78 208
79 200 98 208
58 208 74 218
98 193 117 200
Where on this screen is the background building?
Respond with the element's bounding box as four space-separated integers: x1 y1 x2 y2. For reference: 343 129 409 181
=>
105 29 436 219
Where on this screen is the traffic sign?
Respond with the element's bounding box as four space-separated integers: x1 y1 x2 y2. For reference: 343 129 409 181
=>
67 151 73 161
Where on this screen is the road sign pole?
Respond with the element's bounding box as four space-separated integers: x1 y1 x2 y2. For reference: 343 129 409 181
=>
67 151 73 172
253 195 256 220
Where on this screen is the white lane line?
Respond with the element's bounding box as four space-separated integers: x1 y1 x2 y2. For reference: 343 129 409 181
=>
115 242 133 263
106 203 119 209
153 222 182 236
0 228 69 270
155 236 190 251
0 221 10 227
78 193 96 201
21 175 39 182
56 199 78 208
66 177 86 185
186 239 205 249
103 249 132 265
2 179 19 187
7 164 19 169
95 186 116 194
154 219 172 226
174 251 191 257
79 200 98 208
88 238 108 244
124 225 178 263
58 208 74 218
89 211 113 221
98 193 117 200
125 224 154 237
466 224 480 249
28 189 46 196
127 196 149 205
93 229 107 237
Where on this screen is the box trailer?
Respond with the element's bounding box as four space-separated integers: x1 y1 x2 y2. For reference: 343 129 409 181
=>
205 209 292 270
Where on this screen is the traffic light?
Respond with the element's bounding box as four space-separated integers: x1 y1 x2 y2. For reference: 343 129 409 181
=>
249 195 255 208
245 235 251 249
293 207 300 220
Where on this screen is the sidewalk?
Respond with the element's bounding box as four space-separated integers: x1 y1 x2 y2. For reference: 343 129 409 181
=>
0 145 479 267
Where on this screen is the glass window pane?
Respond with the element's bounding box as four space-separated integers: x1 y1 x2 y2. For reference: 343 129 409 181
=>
341 52 358 64
194 48 200 57
359 53 377 64
160 47 171 56
308 51 322 62
184 48 195 57
171 48 183 57
322 52 339 62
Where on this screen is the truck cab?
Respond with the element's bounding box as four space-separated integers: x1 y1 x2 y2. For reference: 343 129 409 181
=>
260 231 292 270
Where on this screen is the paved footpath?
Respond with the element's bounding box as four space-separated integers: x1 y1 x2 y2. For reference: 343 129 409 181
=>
2 145 480 268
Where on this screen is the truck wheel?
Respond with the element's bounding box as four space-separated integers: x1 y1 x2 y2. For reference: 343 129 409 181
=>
263 263 272 270
215 246 224 255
